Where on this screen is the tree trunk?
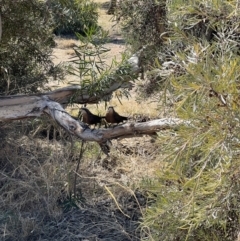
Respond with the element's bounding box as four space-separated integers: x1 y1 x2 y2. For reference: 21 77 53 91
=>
107 0 117 15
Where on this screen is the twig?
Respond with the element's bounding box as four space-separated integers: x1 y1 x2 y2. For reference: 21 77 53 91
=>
104 185 130 218
73 140 85 197
74 172 144 216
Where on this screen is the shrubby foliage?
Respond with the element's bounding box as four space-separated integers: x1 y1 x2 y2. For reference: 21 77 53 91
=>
0 0 99 95
47 0 99 35
115 0 169 97
0 0 63 95
67 28 135 104
115 0 240 240
116 0 167 51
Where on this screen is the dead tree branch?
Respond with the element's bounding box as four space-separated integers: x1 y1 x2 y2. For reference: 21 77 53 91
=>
0 47 183 153
0 95 184 153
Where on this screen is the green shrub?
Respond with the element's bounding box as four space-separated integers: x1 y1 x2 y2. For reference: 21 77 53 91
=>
139 0 240 240
116 0 167 51
47 0 99 35
0 0 63 95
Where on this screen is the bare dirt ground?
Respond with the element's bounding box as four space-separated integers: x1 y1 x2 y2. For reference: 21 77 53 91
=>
51 0 125 86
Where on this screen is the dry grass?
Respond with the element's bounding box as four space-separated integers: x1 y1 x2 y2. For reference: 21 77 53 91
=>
95 0 121 36
0 120 161 240
0 1 163 240
55 37 78 49
52 39 77 66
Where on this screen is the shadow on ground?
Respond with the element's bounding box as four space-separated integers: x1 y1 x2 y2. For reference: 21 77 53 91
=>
38 199 143 241
98 1 110 10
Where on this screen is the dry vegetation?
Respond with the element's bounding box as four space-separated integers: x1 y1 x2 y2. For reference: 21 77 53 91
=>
0 1 162 240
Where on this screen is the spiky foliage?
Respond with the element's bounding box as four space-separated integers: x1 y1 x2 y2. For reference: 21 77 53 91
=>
140 0 240 240
68 28 136 103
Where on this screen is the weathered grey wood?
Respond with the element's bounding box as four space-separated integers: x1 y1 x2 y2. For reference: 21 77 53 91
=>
0 95 46 120
0 94 182 135
44 99 183 142
0 94 185 153
0 46 181 152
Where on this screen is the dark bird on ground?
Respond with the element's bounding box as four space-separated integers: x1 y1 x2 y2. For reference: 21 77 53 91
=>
79 107 104 126
105 106 128 125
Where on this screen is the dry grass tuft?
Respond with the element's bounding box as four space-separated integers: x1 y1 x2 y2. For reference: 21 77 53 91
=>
71 93 161 123
0 121 162 240
95 0 121 36
55 37 78 49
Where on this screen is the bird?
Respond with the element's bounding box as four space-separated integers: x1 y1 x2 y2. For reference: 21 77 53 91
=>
79 107 104 126
105 106 128 125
